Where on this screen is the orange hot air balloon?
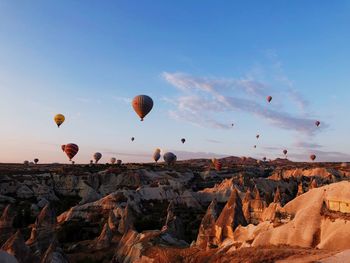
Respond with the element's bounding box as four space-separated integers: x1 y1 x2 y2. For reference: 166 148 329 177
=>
211 158 222 171
267 96 272 103
310 154 316 161
283 149 288 155
61 145 66 152
132 95 154 121
315 121 320 127
181 138 186 144
64 143 79 161
54 114 65 128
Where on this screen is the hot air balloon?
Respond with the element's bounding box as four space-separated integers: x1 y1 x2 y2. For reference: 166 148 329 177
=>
72 161 75 165
153 149 161 163
315 121 320 127
110 157 116 164
61 145 66 152
254 145 257 148
263 157 267 161
117 160 122 166
231 123 234 127
283 149 288 155
131 137 135 142
181 138 186 144
34 158 39 164
163 152 177 165
132 95 154 121
64 143 79 161
24 160 29 166
256 134 260 139
310 154 316 161
93 152 102 163
89 160 94 166
54 114 65 128
267 96 272 103
211 158 222 171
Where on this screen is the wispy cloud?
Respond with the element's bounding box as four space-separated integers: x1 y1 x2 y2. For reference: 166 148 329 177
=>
162 72 323 135
112 96 131 104
293 140 323 149
206 139 223 144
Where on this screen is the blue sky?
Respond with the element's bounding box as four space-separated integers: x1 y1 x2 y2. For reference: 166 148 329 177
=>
0 1 349 163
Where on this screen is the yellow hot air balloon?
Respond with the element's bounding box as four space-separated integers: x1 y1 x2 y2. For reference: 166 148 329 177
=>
54 114 65 128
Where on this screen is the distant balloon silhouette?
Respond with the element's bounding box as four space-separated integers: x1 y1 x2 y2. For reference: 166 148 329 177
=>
211 158 222 171
110 157 116 164
263 157 267 161
163 152 177 165
72 161 75 165
256 134 260 139
24 160 29 166
61 145 66 152
315 121 320 127
93 152 102 163
267 96 272 103
310 154 316 161
132 95 153 121
231 123 234 127
131 137 135 142
54 114 65 128
117 160 122 165
34 158 39 164
181 138 186 144
89 160 94 165
153 149 161 163
64 143 79 161
283 149 288 155
254 145 257 148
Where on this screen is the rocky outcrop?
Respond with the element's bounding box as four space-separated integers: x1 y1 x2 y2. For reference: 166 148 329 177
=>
95 223 113 250
297 182 304 196
273 187 281 204
118 203 135 235
161 201 185 241
2 231 34 263
309 178 318 189
196 199 221 248
0 205 16 245
40 240 69 263
214 188 247 244
26 204 56 256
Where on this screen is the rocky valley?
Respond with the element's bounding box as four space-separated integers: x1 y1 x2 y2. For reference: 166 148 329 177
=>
0 158 349 263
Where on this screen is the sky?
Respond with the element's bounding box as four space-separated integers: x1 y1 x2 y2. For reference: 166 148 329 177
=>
0 1 350 163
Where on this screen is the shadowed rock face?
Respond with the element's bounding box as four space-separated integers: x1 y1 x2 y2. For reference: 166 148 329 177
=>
214 188 247 244
2 230 35 263
0 205 16 245
40 239 69 263
196 199 221 248
26 204 57 257
0 161 349 262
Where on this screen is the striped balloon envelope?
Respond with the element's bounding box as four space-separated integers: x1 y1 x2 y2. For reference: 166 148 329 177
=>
64 143 79 161
132 95 153 121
